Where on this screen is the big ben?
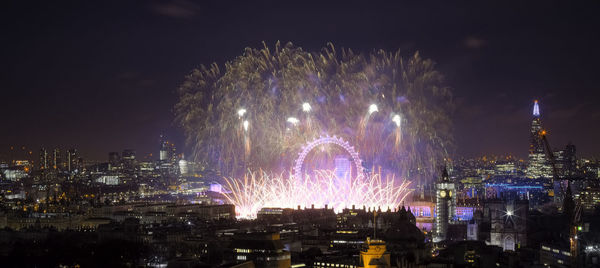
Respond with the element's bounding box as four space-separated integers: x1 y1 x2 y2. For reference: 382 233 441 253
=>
434 167 456 242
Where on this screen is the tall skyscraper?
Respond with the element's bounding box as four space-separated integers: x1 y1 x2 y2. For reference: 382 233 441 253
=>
434 167 455 242
66 149 80 173
53 148 62 170
526 100 553 178
39 148 50 170
159 135 169 161
564 143 577 178
169 143 178 164
159 135 178 164
122 149 136 173
553 149 566 178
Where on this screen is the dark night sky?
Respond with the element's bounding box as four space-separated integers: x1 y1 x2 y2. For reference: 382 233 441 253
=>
2 0 600 161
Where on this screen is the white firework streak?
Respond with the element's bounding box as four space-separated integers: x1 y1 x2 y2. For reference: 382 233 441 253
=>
222 170 413 219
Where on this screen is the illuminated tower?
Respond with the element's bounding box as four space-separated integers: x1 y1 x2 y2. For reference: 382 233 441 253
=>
169 142 178 164
66 149 79 173
39 148 50 170
52 148 62 170
159 135 169 161
526 100 552 178
434 167 455 242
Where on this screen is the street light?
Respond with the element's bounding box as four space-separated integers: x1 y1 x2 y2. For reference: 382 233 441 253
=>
237 108 247 117
368 104 378 115
302 102 312 112
243 120 249 131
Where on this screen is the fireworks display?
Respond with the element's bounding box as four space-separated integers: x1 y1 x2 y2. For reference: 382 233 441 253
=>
175 41 453 181
222 170 413 219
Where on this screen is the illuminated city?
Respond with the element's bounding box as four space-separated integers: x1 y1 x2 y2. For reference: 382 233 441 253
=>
2 1 600 268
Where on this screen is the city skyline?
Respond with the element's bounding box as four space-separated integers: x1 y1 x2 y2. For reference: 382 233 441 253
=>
0 99 593 163
2 2 600 266
2 1 600 160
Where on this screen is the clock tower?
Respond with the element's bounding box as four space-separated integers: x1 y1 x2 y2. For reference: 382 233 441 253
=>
434 167 455 242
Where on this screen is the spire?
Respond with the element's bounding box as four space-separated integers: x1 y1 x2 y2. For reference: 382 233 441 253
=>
533 100 540 117
440 166 450 182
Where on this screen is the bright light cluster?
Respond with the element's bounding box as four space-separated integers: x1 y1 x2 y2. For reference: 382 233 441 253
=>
368 104 379 114
222 170 413 219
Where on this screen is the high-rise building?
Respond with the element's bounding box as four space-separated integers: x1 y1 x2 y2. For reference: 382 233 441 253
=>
122 149 135 161
169 143 177 164
495 162 517 177
159 135 178 164
108 152 120 168
66 149 80 173
434 167 456 242
122 149 136 173
52 148 62 170
39 148 50 170
553 149 566 178
159 135 169 161
526 100 553 178
564 143 577 178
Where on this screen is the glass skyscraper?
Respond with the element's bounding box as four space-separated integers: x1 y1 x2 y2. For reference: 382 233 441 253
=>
526 100 553 178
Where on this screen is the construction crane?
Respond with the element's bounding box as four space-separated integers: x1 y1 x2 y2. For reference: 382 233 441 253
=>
570 204 583 267
539 129 582 266
539 130 560 187
539 129 565 206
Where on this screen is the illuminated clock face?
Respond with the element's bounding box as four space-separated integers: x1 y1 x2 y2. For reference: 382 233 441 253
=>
448 191 452 197
440 190 446 198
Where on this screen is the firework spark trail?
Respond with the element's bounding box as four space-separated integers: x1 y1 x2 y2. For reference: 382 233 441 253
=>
175 42 453 181
222 170 413 219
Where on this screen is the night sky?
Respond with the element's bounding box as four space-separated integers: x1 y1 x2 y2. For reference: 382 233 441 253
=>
2 1 600 161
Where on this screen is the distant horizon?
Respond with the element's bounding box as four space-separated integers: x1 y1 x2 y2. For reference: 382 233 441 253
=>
1 100 599 163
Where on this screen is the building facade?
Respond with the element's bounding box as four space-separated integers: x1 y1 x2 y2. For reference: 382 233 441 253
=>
488 199 528 251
